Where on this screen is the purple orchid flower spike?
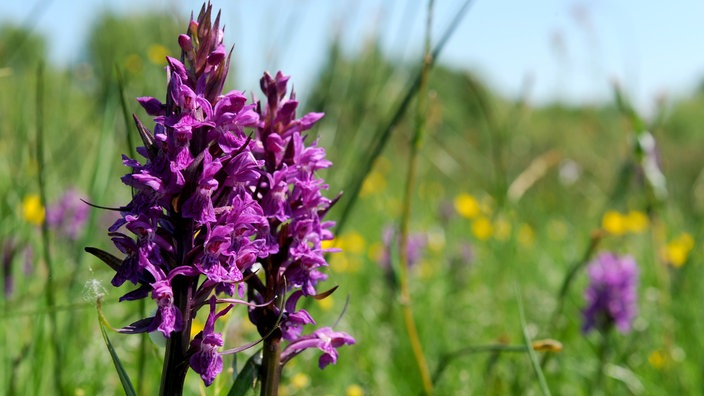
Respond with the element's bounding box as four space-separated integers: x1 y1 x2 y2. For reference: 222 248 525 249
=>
85 2 351 394
582 252 639 334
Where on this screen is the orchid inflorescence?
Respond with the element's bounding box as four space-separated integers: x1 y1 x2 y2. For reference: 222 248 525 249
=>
582 252 638 334
87 2 353 389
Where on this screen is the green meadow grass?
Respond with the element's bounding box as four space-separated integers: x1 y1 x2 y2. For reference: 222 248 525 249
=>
2 7 704 395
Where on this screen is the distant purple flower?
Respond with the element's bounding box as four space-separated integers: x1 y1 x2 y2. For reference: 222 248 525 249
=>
379 225 428 271
2 240 35 298
582 252 638 334
46 188 89 240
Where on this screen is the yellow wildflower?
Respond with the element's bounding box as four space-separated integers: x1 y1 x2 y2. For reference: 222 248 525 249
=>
471 217 493 241
317 295 334 311
321 238 335 250
147 44 169 66
493 216 512 241
190 317 204 339
291 373 310 390
360 170 387 197
346 384 365 396
517 223 535 247
454 193 480 219
338 232 366 254
22 194 45 225
648 349 669 369
124 54 142 75
664 232 694 268
602 210 626 235
624 210 649 233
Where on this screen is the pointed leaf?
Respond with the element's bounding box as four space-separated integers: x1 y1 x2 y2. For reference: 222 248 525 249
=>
118 317 154 334
227 351 262 396
515 283 551 396
312 285 338 300
97 298 137 396
85 247 122 273
132 114 157 157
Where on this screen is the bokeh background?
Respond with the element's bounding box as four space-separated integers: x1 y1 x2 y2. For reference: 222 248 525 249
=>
2 1 704 394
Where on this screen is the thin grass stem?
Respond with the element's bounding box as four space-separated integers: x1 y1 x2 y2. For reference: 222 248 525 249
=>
35 61 64 395
397 1 435 394
515 283 551 396
334 0 476 235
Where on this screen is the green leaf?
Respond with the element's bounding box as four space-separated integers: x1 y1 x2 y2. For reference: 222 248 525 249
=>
85 246 122 273
97 298 137 396
227 350 262 396
515 283 551 396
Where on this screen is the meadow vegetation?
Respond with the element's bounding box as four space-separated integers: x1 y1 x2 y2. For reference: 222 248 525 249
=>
2 6 704 395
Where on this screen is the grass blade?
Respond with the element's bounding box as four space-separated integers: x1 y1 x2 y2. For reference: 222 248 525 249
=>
227 351 262 396
334 0 476 235
96 298 137 396
515 283 551 396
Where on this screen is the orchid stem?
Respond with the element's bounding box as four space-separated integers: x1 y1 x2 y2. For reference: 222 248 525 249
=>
260 336 282 396
159 221 195 396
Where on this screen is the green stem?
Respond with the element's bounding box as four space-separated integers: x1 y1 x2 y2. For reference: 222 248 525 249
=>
592 328 612 395
397 2 435 394
334 0 475 236
550 230 603 330
260 336 282 396
35 61 64 395
258 255 283 396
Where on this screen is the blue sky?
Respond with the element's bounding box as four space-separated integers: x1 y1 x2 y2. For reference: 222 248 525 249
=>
2 0 703 116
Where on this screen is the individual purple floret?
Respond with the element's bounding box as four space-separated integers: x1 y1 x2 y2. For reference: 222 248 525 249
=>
281 327 355 369
582 252 639 334
189 296 232 386
86 2 351 392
